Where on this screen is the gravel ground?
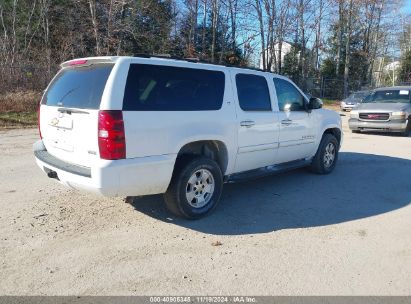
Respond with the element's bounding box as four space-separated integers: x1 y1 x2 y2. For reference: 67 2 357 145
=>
0 114 410 295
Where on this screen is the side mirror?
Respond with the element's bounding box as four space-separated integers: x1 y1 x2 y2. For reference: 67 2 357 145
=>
308 97 323 110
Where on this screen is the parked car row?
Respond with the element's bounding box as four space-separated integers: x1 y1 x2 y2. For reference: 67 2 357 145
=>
334 86 410 136
340 90 369 111
348 87 411 136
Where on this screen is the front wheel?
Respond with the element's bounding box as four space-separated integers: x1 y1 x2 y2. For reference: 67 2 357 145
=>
400 120 410 137
310 134 339 174
164 157 223 219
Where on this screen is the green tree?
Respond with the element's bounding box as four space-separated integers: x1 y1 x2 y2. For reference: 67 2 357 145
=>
282 45 300 83
399 49 411 83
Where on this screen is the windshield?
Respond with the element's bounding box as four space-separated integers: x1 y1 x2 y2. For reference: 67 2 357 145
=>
42 63 113 109
352 92 366 99
362 90 410 104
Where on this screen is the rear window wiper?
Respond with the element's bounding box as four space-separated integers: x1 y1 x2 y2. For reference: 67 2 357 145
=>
57 108 90 114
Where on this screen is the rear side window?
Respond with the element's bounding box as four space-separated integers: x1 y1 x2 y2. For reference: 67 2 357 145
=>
42 64 113 109
235 74 271 111
123 64 225 111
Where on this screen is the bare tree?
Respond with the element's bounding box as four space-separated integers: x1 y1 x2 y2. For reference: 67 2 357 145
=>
343 0 353 97
88 0 100 55
254 0 266 70
367 1 384 84
335 0 344 76
228 0 238 49
201 0 208 55
276 0 291 74
314 0 324 73
210 0 220 62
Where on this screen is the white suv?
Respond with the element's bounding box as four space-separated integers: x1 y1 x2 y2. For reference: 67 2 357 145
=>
34 56 342 219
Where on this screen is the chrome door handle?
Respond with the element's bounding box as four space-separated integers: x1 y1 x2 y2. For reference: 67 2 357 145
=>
240 120 255 127
281 119 292 125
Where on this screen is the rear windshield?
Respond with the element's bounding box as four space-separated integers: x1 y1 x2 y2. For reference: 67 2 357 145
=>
42 64 113 109
363 90 410 103
122 64 225 111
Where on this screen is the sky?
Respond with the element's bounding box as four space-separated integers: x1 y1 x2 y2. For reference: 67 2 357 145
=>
401 0 411 14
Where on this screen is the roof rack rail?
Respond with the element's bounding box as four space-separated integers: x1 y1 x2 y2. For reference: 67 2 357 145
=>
225 63 265 72
133 53 266 73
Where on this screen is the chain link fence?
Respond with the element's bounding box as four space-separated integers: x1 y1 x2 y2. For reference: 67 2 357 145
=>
300 77 370 100
1 65 409 102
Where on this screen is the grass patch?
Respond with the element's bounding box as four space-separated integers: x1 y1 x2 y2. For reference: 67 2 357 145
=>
321 98 341 112
0 111 37 128
0 90 42 112
0 90 41 128
322 98 340 105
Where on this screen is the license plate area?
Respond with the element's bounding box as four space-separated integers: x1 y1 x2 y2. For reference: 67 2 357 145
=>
48 114 74 151
48 127 74 152
48 115 73 129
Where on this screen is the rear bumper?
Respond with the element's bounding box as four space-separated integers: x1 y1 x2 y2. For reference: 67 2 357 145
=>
348 118 408 132
33 140 176 197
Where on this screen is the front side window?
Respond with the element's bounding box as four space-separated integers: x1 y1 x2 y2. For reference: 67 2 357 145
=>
235 74 271 111
123 64 225 111
273 78 306 111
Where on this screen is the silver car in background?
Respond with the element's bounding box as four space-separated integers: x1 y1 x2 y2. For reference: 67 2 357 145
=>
340 90 369 111
348 86 411 136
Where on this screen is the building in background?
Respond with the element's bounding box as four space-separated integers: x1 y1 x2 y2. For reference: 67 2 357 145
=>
259 41 294 72
373 58 401 87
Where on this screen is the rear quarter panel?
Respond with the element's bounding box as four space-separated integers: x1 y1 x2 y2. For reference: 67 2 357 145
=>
119 59 238 175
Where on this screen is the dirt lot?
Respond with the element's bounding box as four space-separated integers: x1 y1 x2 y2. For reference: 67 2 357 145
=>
0 114 410 295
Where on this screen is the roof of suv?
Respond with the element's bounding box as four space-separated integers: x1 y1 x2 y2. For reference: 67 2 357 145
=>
61 55 267 74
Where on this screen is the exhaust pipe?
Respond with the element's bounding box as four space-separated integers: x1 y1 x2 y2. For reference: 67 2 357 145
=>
47 170 58 179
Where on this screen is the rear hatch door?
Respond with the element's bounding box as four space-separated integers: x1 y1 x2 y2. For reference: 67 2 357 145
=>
40 62 114 167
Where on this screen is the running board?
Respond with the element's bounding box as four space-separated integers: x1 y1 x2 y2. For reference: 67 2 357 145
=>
225 159 311 183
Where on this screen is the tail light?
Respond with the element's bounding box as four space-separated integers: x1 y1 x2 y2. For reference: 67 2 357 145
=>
69 59 88 66
38 103 42 139
98 110 126 160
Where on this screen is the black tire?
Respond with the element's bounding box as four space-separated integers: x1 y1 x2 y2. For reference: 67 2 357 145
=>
310 134 339 174
164 157 223 219
400 130 409 137
352 130 360 134
400 119 410 137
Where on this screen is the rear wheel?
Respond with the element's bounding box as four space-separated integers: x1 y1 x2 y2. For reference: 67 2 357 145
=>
310 134 339 174
164 157 223 219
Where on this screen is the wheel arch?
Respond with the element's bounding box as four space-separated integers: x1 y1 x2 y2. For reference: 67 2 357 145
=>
175 140 229 174
318 113 343 149
323 127 342 146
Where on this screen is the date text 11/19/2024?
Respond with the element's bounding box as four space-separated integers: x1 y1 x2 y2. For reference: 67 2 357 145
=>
149 296 257 303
